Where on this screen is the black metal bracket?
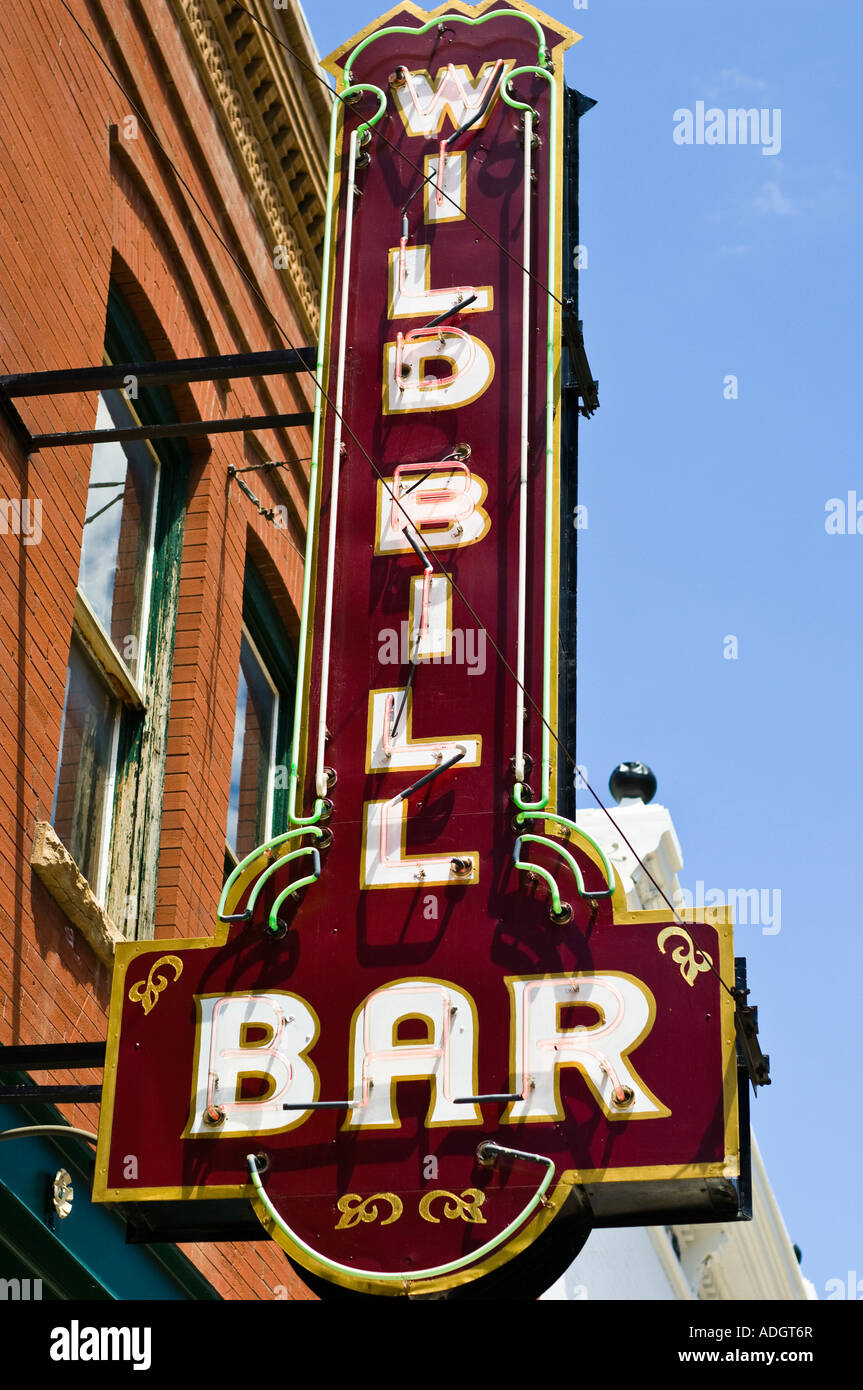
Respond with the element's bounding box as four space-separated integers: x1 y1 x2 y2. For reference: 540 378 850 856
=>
0 1084 103 1103
734 959 754 1220
561 299 599 418
0 347 316 456
0 1041 106 1105
732 961 771 1091
454 1092 522 1104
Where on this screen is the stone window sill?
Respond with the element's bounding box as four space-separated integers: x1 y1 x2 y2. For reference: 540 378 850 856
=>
30 821 124 967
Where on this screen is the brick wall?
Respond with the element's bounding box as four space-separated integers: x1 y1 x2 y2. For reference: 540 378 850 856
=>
0 0 322 1301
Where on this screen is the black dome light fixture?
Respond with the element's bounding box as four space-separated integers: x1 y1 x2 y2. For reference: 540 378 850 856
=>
609 762 657 806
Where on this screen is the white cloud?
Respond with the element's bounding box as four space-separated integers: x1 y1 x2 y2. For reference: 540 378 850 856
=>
754 180 794 215
719 68 767 90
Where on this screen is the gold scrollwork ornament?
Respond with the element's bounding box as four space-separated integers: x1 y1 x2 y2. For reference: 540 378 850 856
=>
656 927 713 987
418 1188 487 1224
127 955 184 1015
335 1193 403 1230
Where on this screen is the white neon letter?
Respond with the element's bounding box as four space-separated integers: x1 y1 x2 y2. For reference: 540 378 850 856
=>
391 61 506 138
383 329 494 414
187 992 318 1136
504 975 669 1123
424 150 467 224
345 980 481 1129
362 797 477 890
389 245 492 318
376 466 490 553
368 687 480 774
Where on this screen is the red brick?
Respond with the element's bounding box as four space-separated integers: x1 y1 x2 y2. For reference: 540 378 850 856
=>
0 0 316 1302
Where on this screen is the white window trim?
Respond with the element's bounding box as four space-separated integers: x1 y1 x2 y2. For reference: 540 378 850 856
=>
73 589 146 709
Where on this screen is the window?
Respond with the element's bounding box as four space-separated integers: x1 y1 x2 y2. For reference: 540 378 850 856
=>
52 388 160 900
78 391 160 686
227 630 279 860
226 561 296 866
52 631 120 891
51 284 188 935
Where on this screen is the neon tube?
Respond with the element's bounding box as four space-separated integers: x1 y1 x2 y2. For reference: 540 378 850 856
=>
436 139 445 205
359 981 455 1108
397 60 504 130
535 978 633 1106
287 82 387 828
513 837 566 916
247 1144 555 1287
395 325 477 389
266 848 323 932
501 68 558 816
239 846 318 920
218 826 324 924
380 746 467 873
403 523 434 646
391 459 472 531
513 831 615 903
396 237 480 311
516 811 617 894
342 12 550 88
513 105 533 784
204 994 288 1123
379 795 405 871
382 692 395 758
284 981 460 1114
315 123 361 801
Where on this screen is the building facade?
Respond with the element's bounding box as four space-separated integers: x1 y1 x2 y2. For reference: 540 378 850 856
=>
0 0 329 1299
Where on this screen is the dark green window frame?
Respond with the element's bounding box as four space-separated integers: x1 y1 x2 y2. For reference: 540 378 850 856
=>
52 284 188 939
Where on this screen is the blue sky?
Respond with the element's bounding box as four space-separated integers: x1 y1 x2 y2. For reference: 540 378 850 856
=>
309 0 861 1298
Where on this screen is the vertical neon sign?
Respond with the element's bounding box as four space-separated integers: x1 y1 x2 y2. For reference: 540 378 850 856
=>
95 2 739 1300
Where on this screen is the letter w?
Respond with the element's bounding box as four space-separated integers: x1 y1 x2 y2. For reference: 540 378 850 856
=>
393 61 507 137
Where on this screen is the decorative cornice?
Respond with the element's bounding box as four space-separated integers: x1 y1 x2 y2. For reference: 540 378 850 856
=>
176 0 325 334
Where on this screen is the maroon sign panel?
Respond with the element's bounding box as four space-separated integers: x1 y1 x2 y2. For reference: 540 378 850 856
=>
95 1 739 1297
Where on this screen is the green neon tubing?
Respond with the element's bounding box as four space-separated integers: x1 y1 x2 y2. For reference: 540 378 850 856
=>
515 833 613 910
247 1149 555 1287
239 845 321 925
500 66 557 816
513 840 564 914
286 82 387 830
343 11 549 88
218 827 323 923
515 811 616 896
266 850 322 932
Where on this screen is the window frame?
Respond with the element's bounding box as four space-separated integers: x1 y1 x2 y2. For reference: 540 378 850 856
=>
50 283 188 936
225 560 297 868
78 387 163 692
62 386 164 900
